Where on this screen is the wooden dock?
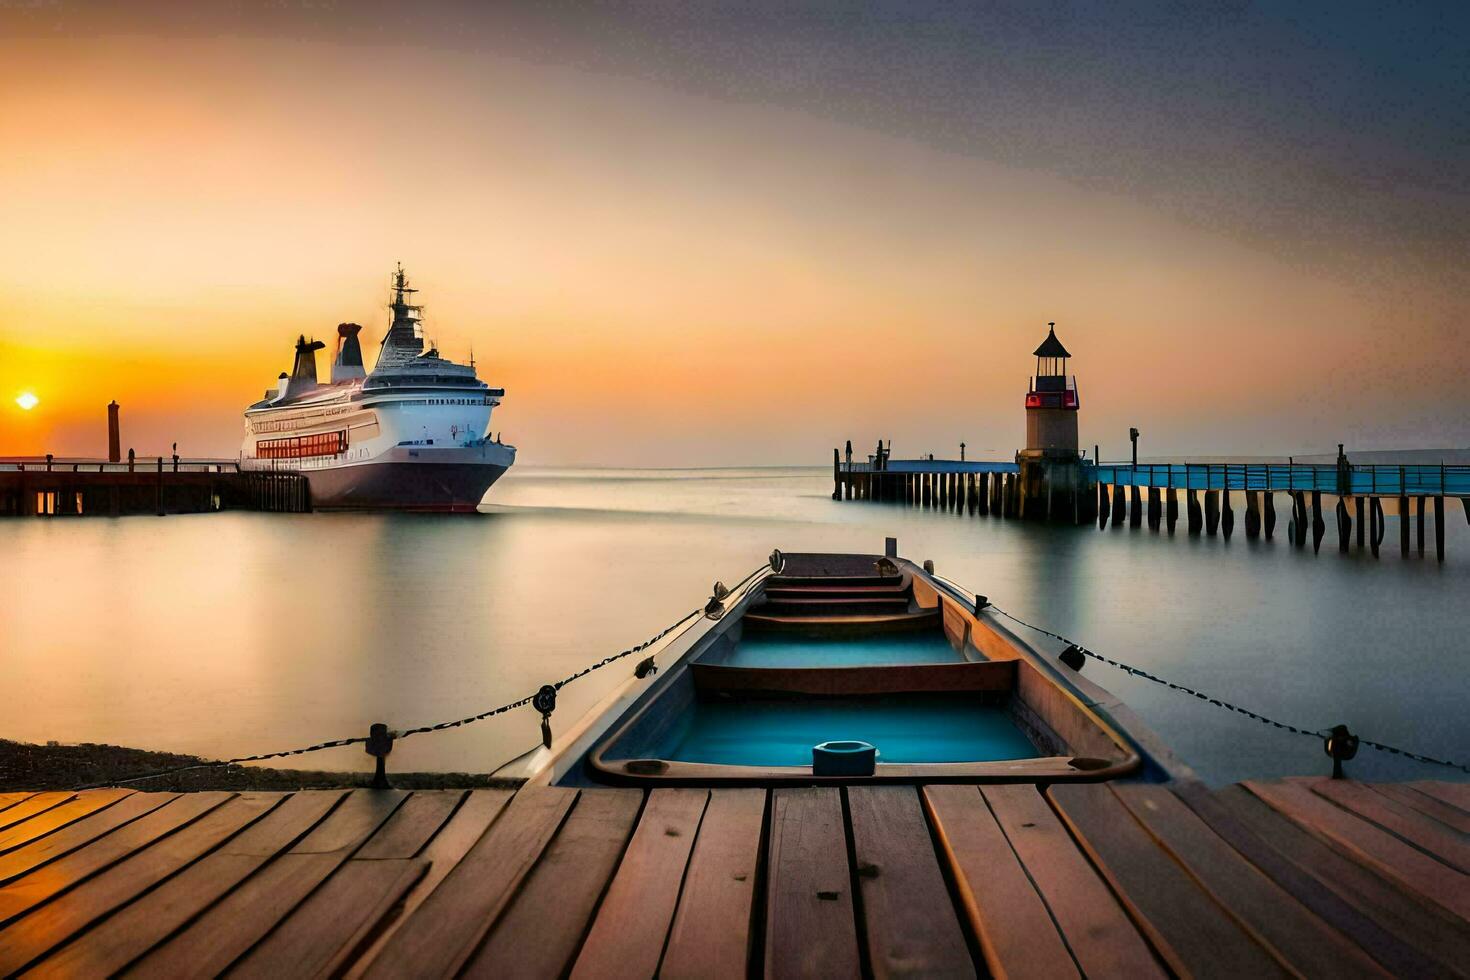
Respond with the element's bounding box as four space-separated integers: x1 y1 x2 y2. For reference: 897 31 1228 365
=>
1 777 1465 976
0 458 309 517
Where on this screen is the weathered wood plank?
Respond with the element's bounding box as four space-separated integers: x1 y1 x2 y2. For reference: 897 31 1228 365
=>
363 786 576 979
763 787 860 980
1307 779 1470 872
0 794 74 834
226 792 462 980
27 791 343 979
0 793 37 814
0 792 260 976
1174 782 1451 978
1411 781 1470 814
1047 783 1286 978
0 791 234 928
1114 783 1386 977
0 792 177 886
661 788 766 980
847 786 973 978
1212 785 1470 971
0 790 132 854
230 859 430 980
980 785 1161 979
1245 779 1470 920
570 788 710 980
1369 782 1470 835
343 788 513 976
467 789 644 980
128 790 406 978
923 785 1077 980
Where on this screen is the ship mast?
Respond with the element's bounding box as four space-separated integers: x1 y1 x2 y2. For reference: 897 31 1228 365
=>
377 262 426 366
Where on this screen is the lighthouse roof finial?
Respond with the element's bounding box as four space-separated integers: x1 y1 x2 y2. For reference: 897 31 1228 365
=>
1033 322 1071 358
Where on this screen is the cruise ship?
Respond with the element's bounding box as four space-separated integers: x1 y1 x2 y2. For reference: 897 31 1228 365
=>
241 266 515 511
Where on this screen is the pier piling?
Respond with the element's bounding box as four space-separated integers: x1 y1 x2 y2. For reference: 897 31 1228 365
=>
1129 485 1142 528
1336 498 1350 552
1264 492 1276 539
1435 496 1445 562
1111 484 1124 527
1187 489 1202 535
1097 482 1108 527
1355 497 1365 549
1311 490 1325 553
1399 495 1410 557
1245 490 1260 538
1166 486 1178 534
1416 496 1426 555
1204 490 1220 535
1221 489 1234 539
1370 498 1384 556
1146 487 1161 530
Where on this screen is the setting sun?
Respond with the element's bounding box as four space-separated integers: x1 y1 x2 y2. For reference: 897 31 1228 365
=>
14 392 37 411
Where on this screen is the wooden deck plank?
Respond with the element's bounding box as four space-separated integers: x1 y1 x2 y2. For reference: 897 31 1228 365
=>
1114 783 1387 977
229 859 429 980
26 791 344 979
0 791 234 928
126 789 407 979
0 794 75 834
763 787 860 980
0 793 37 814
467 789 644 980
923 785 1077 980
980 785 1162 979
1211 785 1470 971
226 791 462 980
343 788 513 976
1245 779 1470 920
0 792 263 976
0 792 178 886
847 786 973 979
363 786 577 979
1174 782 1452 978
1369 782 1470 834
570 788 710 980
1047 783 1287 979
1411 781 1470 813
0 790 133 855
661 788 766 980
1307 778 1470 872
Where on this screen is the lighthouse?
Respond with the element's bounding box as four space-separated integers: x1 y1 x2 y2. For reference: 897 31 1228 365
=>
1016 322 1092 522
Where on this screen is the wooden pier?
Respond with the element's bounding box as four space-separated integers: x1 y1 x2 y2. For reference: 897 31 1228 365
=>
0 777 1465 976
834 452 1469 560
0 458 310 517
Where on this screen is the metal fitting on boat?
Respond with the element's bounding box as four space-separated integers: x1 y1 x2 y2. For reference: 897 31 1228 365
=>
634 656 659 679
974 594 991 613
712 581 730 601
704 595 726 620
1324 724 1359 779
1059 644 1086 672
768 549 786 573
922 559 935 574
533 685 558 748
874 557 899 577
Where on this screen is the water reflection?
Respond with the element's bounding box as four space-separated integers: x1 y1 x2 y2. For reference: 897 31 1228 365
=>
2 467 1466 785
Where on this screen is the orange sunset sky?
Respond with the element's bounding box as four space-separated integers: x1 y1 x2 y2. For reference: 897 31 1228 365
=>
2 3 1467 466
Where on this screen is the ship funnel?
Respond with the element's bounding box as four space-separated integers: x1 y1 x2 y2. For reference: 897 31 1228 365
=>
291 335 326 384
331 323 367 383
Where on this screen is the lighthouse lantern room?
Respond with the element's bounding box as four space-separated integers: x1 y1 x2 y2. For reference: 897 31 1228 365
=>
1023 322 1080 457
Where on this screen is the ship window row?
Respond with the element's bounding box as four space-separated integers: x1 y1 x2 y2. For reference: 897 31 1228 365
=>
390 397 490 407
257 430 348 459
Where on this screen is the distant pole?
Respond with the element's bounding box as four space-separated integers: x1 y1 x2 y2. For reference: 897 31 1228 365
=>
107 401 121 463
1129 428 1140 467
960 442 966 462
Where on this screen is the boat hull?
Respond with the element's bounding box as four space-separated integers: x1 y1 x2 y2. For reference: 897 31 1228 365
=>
276 444 514 512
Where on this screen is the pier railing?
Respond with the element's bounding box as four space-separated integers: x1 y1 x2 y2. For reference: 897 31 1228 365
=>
0 457 242 474
1093 462 1470 496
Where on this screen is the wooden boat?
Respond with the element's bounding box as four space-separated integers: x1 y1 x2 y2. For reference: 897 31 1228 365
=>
524 548 1188 788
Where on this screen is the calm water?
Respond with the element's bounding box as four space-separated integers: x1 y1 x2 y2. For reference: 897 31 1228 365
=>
3 465 1466 786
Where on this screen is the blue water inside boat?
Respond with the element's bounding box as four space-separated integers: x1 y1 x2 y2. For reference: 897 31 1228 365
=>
723 633 963 668
657 694 1036 766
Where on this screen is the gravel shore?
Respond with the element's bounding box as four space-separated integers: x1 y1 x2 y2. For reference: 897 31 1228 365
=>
0 739 520 792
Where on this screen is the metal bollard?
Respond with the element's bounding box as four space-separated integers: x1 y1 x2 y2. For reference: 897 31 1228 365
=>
365 723 394 789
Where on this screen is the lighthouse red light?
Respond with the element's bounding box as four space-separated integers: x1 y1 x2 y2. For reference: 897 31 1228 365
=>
1025 393 1043 408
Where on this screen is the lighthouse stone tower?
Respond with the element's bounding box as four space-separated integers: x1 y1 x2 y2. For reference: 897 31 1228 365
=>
1015 323 1094 522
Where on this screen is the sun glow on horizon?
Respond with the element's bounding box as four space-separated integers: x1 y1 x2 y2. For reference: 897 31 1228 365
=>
15 392 38 411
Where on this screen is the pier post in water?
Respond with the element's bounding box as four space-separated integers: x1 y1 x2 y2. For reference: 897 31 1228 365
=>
1398 495 1410 556
1293 491 1308 547
1434 496 1445 562
977 473 989 515
1129 484 1142 528
1166 486 1178 533
1111 483 1125 527
1370 497 1384 557
832 448 841 500
1245 490 1260 538
1311 490 1325 553
1264 492 1276 539
1221 489 1234 539
1097 482 1109 528
1416 496 1426 555
1187 489 1202 535
1147 487 1161 530
1204 490 1220 535
1336 497 1351 552
1355 496 1365 550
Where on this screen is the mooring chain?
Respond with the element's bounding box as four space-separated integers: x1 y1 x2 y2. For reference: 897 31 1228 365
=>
72 565 770 791
985 604 1470 774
